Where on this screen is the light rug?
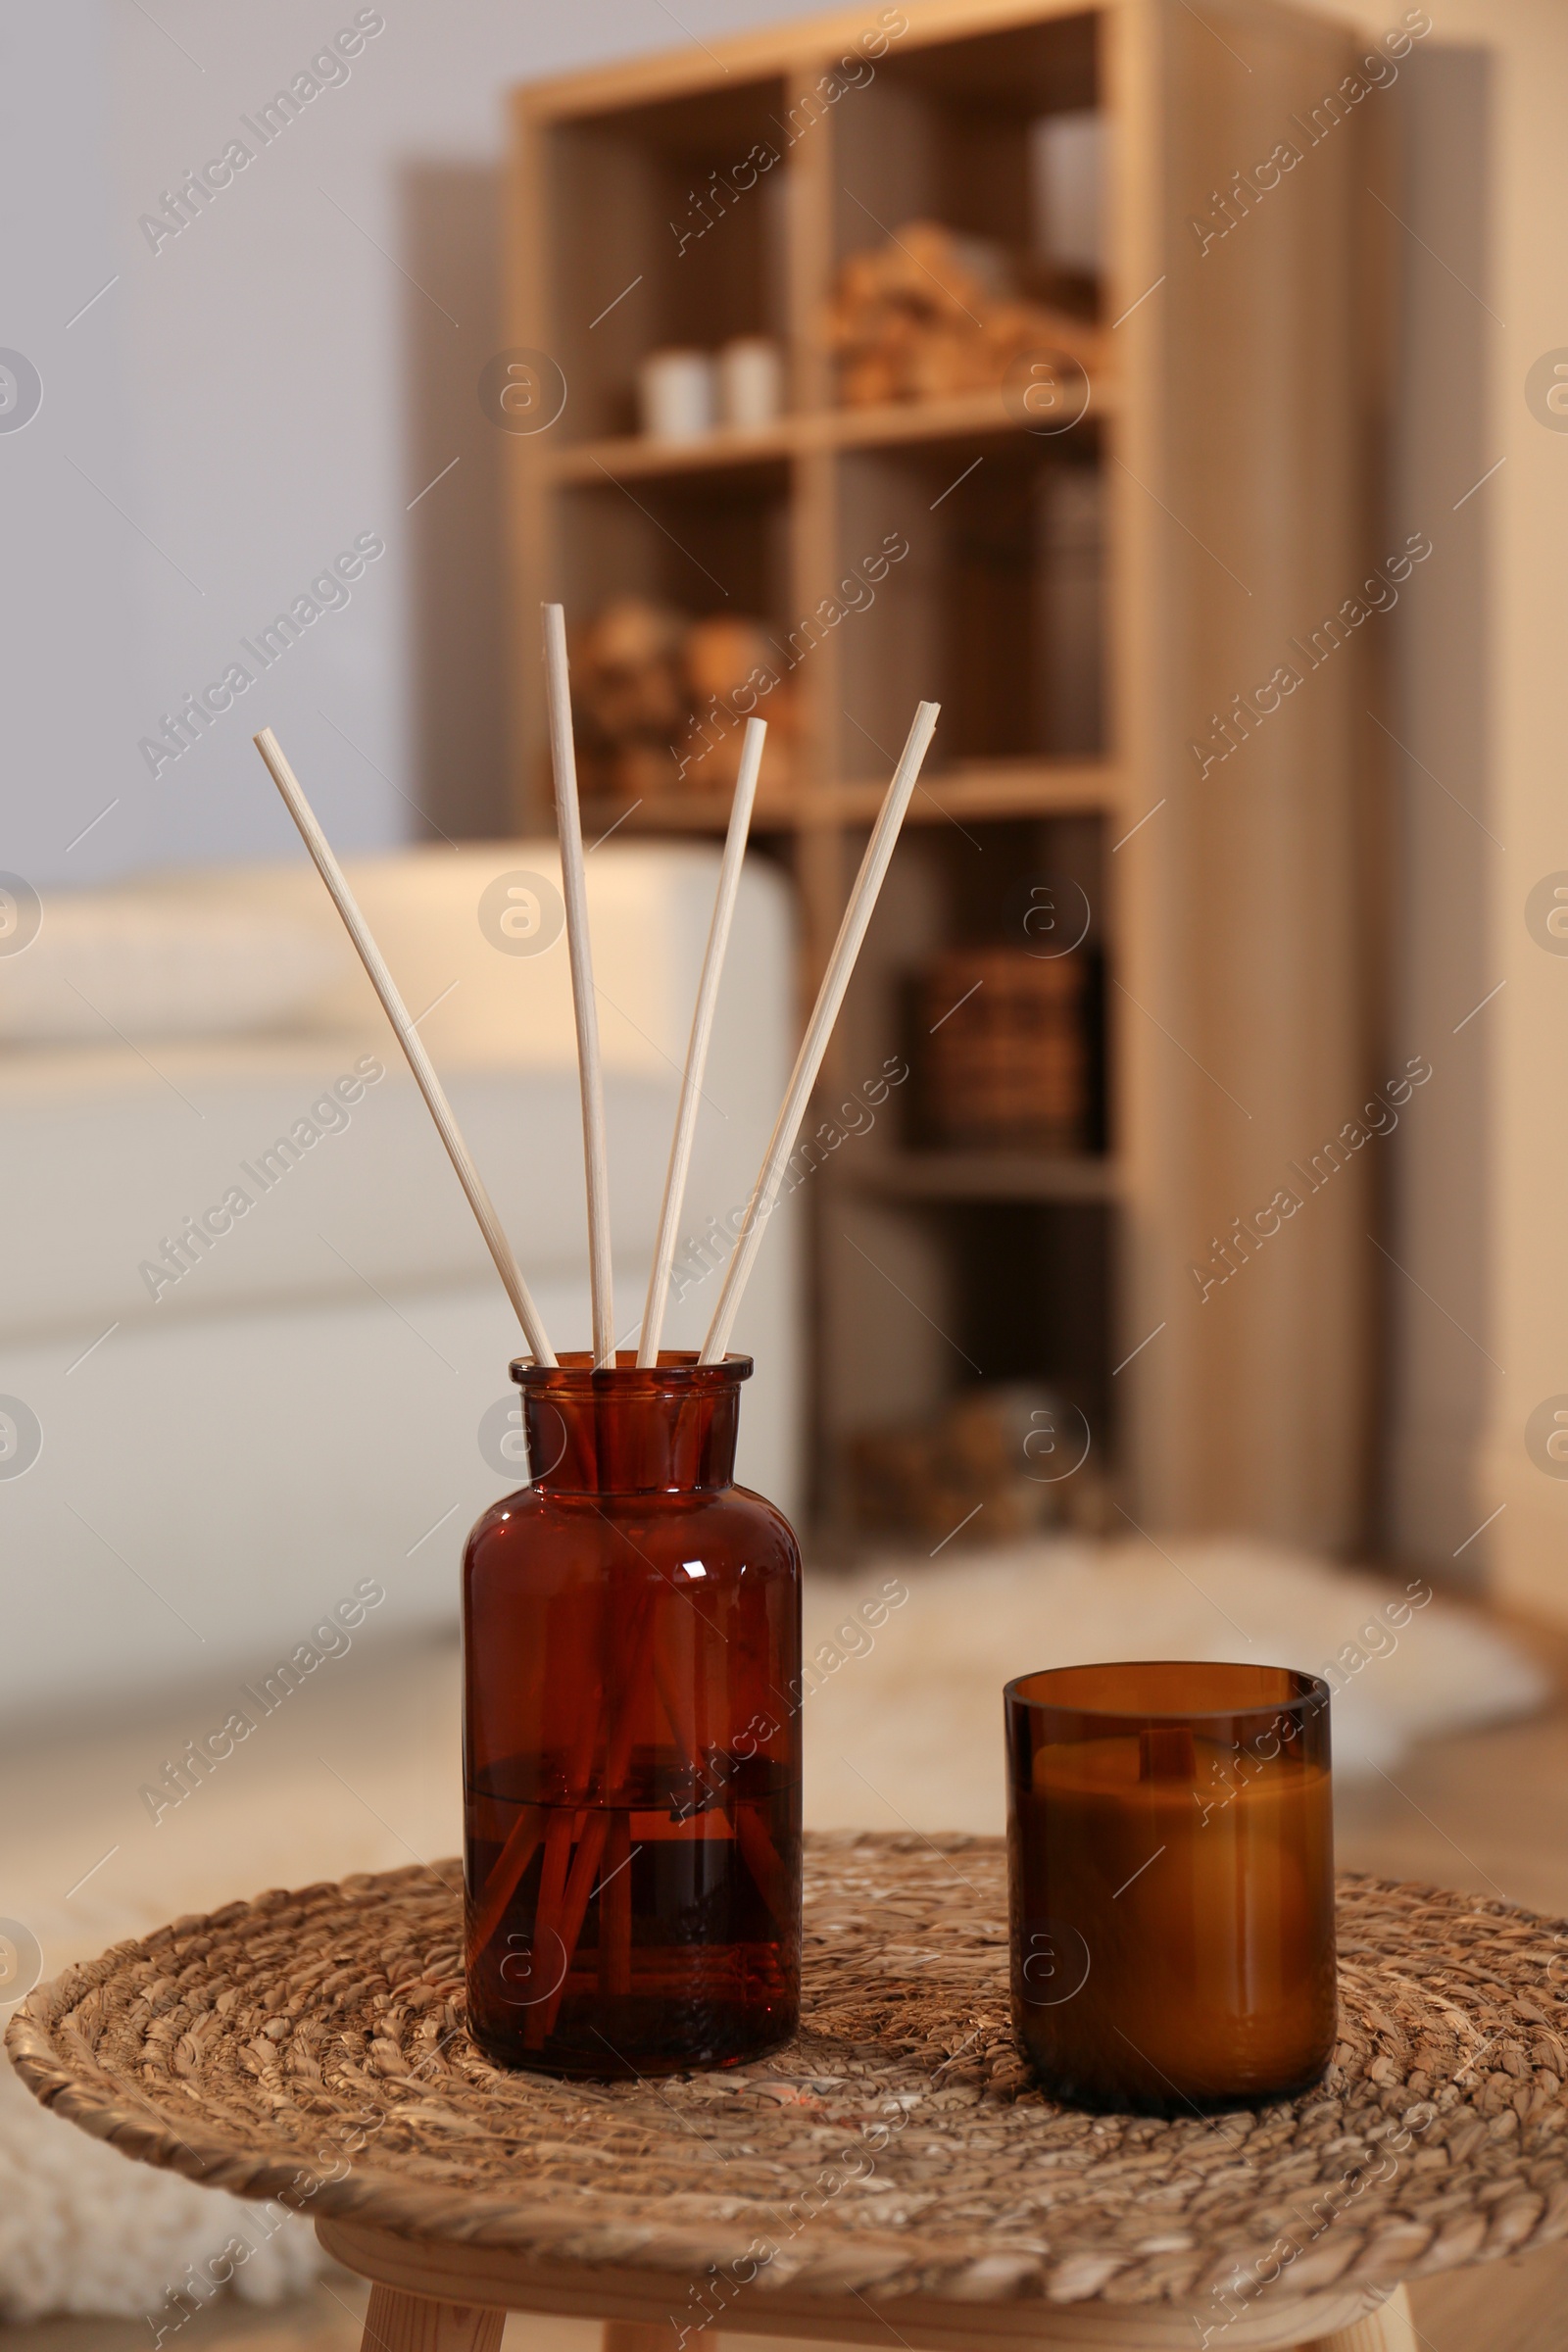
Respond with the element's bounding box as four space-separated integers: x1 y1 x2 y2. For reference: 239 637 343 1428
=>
799 1537 1550 1829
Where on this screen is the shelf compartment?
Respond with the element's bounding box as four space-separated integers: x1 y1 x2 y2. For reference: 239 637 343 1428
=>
818 1193 1117 1494
541 77 791 445
832 13 1103 375
546 458 794 807
837 427 1105 770
552 456 790 626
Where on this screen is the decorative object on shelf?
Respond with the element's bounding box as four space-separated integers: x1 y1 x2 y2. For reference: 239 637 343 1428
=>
717 333 784 429
20 1840 1568 2352
637 345 716 440
568 597 797 800
1006 1662 1337 2111
636 340 784 442
563 596 687 802
917 943 1091 1149
825 220 1103 409
1030 108 1104 299
847 1383 1111 1545
682 613 797 791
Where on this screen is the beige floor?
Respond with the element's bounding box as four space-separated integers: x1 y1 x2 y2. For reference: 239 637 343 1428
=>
1330 1656 1568 2349
8 1630 1568 2352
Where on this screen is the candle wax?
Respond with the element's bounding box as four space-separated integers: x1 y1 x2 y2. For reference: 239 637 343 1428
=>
1009 1732 1336 2109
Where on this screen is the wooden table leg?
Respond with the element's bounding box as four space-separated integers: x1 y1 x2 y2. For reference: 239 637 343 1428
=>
1306 2283 1415 2352
604 2328 682 2352
361 2283 507 2352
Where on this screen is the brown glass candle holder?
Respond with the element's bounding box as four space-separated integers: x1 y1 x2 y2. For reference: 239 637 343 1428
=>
1005 1661 1336 2113
464 1353 802 2081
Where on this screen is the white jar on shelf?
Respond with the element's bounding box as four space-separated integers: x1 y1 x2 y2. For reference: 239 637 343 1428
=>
637 348 716 441
717 336 783 431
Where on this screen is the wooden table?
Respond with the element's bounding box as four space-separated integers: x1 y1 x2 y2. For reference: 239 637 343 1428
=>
14 1835 1564 2352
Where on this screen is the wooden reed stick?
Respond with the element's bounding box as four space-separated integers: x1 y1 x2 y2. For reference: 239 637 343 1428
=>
638 718 765 1365
530 1595 658 2045
735 1808 786 1927
542 605 615 1367
535 1810 612 2041
467 1805 545 1963
252 727 557 1365
651 1607 783 1926
526 1670 605 1982
599 1812 633 1999
700 700 940 1363
524 1808 582 2045
653 1648 701 1777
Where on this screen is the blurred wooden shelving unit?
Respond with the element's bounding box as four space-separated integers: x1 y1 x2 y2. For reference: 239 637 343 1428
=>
504 0 1378 1547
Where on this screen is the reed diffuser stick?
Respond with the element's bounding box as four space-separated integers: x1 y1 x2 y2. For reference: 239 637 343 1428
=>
542 604 615 1367
527 1599 657 2046
468 1807 545 1960
251 727 556 1365
638 717 765 1365
700 700 939 1364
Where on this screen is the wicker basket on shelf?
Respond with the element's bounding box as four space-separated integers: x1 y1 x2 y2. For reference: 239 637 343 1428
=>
917 944 1090 1150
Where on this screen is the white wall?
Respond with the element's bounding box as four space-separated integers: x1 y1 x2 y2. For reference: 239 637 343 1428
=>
0 0 829 886
1461 0 1568 1623
1301 0 1568 1609
0 5 150 880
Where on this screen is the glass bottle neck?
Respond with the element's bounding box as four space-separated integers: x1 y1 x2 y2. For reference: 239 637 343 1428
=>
514 1355 749 1496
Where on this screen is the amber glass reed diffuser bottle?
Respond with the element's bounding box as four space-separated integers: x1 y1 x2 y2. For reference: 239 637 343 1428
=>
464 1352 802 2078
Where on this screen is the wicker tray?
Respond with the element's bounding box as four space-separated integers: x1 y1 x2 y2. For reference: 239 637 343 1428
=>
10 1833 1568 2310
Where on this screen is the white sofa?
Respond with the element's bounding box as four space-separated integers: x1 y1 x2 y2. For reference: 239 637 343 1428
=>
0 843 799 1723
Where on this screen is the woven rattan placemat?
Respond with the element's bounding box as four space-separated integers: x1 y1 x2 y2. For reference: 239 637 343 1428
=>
10 1833 1568 2308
